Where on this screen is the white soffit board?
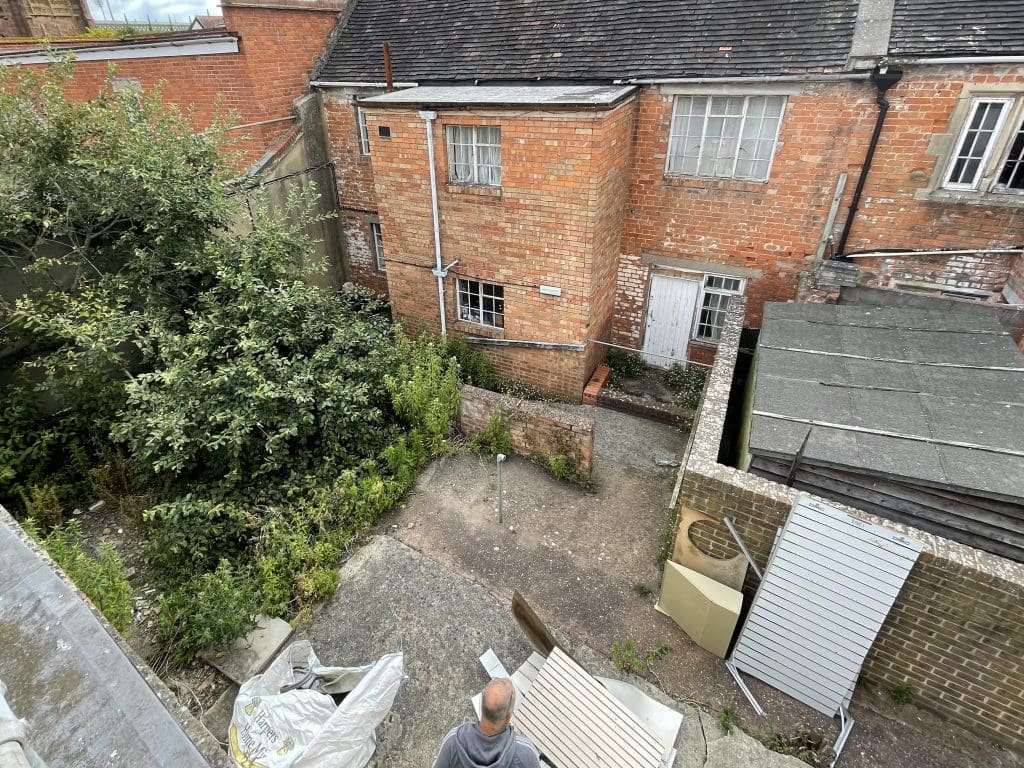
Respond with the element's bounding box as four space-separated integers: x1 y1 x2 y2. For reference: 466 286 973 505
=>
513 648 666 768
729 496 923 718
0 36 238 66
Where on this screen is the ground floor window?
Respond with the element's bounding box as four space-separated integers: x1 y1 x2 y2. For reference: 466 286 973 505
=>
457 278 504 328
369 222 385 272
695 274 744 343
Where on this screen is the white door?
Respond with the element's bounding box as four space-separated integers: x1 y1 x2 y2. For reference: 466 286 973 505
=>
641 274 700 368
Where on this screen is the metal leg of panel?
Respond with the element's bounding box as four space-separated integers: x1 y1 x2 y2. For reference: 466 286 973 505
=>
830 707 855 767
724 660 766 717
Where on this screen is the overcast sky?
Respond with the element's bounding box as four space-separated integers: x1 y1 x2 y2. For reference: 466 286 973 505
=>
88 0 214 24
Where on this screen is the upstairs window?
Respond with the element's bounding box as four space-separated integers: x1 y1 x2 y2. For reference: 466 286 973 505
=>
667 95 785 181
446 125 502 186
357 107 371 155
695 275 744 343
942 97 1024 195
369 222 385 272
457 279 504 328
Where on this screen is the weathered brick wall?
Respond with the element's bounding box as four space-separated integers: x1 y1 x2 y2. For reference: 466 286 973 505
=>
852 251 1015 294
614 80 877 342
675 296 1024 749
358 100 636 399
458 385 594 476
1 0 341 166
844 67 1024 254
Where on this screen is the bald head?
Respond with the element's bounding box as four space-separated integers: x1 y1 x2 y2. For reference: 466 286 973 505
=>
479 678 515 735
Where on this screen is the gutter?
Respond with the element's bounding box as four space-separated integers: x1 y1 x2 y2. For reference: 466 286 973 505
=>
620 73 872 85
897 56 1024 65
309 80 418 88
834 65 904 259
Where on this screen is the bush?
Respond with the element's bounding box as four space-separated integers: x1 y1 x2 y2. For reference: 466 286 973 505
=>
18 484 64 530
444 337 498 390
144 496 255 580
386 331 460 452
253 508 342 616
667 364 708 410
30 520 133 633
154 560 258 670
469 411 513 457
606 350 646 379
545 455 570 481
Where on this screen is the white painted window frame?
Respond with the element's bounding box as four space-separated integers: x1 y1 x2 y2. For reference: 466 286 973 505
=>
457 278 505 328
693 274 745 343
942 97 1014 191
992 111 1024 195
357 107 371 155
369 222 385 272
445 125 502 186
665 95 787 182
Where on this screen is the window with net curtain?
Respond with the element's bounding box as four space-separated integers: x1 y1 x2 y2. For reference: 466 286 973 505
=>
447 125 502 186
667 96 786 181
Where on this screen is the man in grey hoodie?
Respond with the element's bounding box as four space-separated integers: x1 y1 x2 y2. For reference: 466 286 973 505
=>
431 678 541 768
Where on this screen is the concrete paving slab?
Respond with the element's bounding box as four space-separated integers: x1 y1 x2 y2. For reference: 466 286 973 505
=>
201 616 294 685
202 684 238 745
297 535 806 768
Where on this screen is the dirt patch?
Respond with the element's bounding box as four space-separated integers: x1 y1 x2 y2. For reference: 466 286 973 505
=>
385 406 1022 768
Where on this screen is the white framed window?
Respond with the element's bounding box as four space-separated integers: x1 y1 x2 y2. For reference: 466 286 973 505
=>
369 222 385 272
941 96 1024 196
446 125 502 186
457 279 504 328
357 107 371 155
667 95 785 181
694 275 744 343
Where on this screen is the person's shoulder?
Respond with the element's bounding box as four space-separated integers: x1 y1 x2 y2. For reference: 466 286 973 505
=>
513 732 542 768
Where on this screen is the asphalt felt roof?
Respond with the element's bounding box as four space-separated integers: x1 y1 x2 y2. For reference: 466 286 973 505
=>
360 84 637 107
314 0 858 83
748 301 1024 503
889 0 1024 58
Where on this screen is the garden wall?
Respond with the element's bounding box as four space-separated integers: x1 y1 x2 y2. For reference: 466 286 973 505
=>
674 296 1024 750
458 385 594 478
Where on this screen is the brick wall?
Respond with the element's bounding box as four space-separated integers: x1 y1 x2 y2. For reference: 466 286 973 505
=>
458 385 595 477
675 296 1024 749
1 0 342 166
356 99 636 399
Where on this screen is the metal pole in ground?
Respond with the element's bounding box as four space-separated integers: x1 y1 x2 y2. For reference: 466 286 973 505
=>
496 453 506 524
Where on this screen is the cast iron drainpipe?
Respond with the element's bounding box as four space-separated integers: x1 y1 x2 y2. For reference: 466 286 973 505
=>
834 66 904 259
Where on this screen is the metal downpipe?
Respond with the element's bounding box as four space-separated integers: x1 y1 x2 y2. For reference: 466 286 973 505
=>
420 109 447 337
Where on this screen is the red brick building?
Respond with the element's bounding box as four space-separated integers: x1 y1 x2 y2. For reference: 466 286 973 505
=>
313 0 1024 397
0 0 344 167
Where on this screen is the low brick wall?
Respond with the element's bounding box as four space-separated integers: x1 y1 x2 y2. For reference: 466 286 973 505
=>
458 385 595 477
673 296 1024 750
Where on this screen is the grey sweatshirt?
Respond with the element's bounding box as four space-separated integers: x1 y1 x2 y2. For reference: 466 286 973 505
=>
431 722 541 768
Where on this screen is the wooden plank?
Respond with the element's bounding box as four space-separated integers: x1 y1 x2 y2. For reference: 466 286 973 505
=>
513 649 664 768
512 590 560 658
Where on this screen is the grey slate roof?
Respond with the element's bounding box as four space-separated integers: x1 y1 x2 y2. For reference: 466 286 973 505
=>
748 301 1024 503
314 0 858 83
889 0 1024 58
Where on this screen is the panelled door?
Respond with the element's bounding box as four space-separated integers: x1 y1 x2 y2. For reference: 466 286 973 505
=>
641 274 700 368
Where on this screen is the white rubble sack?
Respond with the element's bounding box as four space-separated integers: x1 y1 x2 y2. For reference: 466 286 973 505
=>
228 640 404 768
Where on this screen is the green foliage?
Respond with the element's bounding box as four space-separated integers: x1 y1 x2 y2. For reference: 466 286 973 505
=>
18 483 63 529
889 681 917 705
611 639 671 675
667 364 708 410
80 25 140 38
154 560 258 670
545 455 570 481
606 350 646 379
469 411 513 457
144 496 255 580
386 331 460 453
631 582 653 598
29 519 133 633
717 705 738 735
444 337 498 390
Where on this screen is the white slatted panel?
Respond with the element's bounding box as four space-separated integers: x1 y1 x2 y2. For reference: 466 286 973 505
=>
513 648 666 768
730 496 922 717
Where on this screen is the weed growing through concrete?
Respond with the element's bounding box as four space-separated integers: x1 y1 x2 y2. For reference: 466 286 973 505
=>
631 582 653 597
611 638 672 678
717 704 738 734
469 411 513 457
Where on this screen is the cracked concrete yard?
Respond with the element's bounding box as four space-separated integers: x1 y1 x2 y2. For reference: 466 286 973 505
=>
299 535 807 768
377 406 1020 768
